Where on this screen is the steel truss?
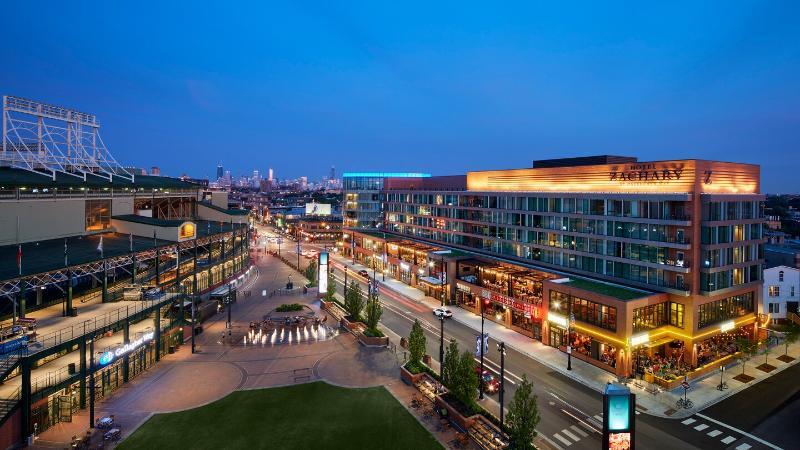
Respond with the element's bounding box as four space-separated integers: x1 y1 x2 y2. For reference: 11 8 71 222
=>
1 95 134 182
0 232 234 298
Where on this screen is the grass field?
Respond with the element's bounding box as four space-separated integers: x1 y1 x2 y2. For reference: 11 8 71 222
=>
119 381 442 450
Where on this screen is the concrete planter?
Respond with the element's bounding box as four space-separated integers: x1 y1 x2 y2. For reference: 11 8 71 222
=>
435 394 480 431
400 364 427 385
357 332 389 347
340 315 366 331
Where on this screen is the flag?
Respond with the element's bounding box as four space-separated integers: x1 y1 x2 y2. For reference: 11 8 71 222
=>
97 236 104 258
17 245 22 275
64 238 68 267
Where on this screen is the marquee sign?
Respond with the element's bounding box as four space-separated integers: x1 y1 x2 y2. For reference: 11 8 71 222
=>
98 331 155 366
480 289 538 317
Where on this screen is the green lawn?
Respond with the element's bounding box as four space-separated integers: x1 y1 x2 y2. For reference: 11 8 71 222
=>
119 381 442 450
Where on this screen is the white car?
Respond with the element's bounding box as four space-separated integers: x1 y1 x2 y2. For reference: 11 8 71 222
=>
433 307 453 319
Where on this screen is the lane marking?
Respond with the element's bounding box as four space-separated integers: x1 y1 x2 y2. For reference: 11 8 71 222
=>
681 418 696 425
721 436 737 445
735 444 751 450
559 408 600 435
552 433 572 447
579 421 596 433
560 428 580 442
696 413 782 450
570 425 588 438
593 414 602 421
707 430 722 438
537 432 563 450
694 424 708 431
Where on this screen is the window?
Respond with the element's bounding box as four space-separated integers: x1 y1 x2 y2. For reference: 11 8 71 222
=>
697 292 755 329
670 302 684 328
85 200 111 231
768 303 780 314
769 286 780 297
779 271 784 282
792 286 796 297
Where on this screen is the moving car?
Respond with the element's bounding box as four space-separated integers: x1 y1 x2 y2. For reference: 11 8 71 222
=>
357 269 370 278
475 366 501 394
433 307 453 318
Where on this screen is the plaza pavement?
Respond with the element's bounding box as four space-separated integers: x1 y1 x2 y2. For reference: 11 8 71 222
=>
30 251 459 449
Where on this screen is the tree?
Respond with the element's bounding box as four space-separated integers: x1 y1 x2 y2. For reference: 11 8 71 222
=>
305 260 318 286
442 339 460 388
344 281 364 321
455 349 479 407
325 271 336 303
783 325 800 356
736 337 757 375
507 374 540 450
408 319 427 364
364 287 383 332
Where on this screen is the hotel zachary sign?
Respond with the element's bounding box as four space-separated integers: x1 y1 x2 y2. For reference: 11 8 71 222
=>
610 163 712 185
611 163 684 183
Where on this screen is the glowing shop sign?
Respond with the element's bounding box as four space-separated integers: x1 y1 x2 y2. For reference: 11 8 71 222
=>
400 262 410 271
548 312 567 328
719 320 735 333
630 333 649 347
99 331 155 366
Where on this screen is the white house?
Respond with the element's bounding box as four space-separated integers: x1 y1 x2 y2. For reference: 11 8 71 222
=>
763 265 800 324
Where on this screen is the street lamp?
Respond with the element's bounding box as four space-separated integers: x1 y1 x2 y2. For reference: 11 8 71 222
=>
439 314 445 378
716 365 727 391
497 341 506 425
343 266 348 297
567 300 574 371
479 297 489 400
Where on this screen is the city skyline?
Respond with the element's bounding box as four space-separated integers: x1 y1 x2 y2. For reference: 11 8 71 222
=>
1 3 798 192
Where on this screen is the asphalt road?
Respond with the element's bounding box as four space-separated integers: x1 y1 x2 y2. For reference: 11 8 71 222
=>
255 225 787 450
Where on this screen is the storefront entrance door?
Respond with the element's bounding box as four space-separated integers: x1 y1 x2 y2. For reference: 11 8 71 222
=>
58 396 72 422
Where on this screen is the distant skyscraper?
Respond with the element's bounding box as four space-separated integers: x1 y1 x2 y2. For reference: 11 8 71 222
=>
268 168 274 181
330 166 336 181
217 164 224 180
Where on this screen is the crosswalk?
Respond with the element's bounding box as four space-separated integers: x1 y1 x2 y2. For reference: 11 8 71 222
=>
548 414 600 447
680 416 755 449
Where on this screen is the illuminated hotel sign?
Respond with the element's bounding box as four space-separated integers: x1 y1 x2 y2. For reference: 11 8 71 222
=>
98 331 155 366
610 164 685 182
603 383 635 450
466 159 758 194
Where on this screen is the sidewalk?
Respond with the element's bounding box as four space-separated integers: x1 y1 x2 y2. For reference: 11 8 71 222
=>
332 254 800 419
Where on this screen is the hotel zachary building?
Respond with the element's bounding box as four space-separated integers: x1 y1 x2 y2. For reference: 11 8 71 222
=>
348 156 765 388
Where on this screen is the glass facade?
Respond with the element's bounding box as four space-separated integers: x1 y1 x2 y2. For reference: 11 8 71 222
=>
697 292 755 329
549 291 617 332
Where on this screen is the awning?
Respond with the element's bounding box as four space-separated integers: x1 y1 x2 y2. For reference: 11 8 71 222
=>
419 276 444 285
643 336 675 348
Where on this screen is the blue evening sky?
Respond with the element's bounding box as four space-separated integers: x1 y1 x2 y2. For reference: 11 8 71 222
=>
1 1 798 192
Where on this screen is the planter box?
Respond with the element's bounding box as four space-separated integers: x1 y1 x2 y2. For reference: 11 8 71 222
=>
435 395 480 431
400 365 427 385
341 316 366 331
358 332 389 347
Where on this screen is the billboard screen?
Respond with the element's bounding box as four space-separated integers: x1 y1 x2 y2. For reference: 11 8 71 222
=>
305 203 331 216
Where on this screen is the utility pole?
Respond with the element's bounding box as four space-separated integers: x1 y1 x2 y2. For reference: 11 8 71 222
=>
498 341 506 425
439 315 445 378
344 266 348 297
479 298 487 400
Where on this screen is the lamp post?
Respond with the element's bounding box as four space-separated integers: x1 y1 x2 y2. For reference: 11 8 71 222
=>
567 301 574 371
717 365 727 391
440 255 445 307
479 297 487 400
439 314 445 378
296 240 301 271
497 341 506 425
344 266 348 297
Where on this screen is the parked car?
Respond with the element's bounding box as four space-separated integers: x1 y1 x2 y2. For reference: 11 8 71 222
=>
357 269 370 278
433 307 453 318
475 366 500 394
143 287 163 300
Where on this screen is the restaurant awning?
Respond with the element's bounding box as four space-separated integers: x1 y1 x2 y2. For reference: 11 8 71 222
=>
419 276 444 285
